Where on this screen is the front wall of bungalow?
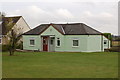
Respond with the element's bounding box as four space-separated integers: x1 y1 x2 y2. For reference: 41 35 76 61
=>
23 35 41 51
63 35 88 52
41 25 64 51
23 25 110 52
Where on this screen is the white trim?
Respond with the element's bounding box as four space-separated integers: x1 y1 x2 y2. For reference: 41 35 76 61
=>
29 45 35 47
72 39 79 47
61 25 65 34
56 37 61 47
104 40 107 45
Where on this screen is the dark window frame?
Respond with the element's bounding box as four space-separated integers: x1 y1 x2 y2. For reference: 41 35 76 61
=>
57 38 60 47
30 39 35 46
73 39 79 47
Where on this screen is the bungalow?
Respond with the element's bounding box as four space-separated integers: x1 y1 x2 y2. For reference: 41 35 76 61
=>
23 23 110 52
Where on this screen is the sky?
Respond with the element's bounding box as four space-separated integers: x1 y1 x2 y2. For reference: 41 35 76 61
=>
0 0 119 35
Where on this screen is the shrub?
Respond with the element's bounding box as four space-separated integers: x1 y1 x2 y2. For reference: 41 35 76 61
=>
109 46 120 52
2 45 9 52
16 41 23 50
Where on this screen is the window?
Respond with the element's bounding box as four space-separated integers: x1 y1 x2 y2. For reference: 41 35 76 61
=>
57 38 60 47
30 39 35 46
50 37 54 45
104 40 107 44
51 39 53 45
73 40 79 47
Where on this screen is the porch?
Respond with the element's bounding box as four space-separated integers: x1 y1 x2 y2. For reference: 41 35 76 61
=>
41 35 55 52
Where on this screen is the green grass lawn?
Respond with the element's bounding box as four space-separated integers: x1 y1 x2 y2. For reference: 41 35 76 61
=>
2 52 118 78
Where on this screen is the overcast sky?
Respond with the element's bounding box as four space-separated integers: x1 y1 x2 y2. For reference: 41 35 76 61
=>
1 0 118 35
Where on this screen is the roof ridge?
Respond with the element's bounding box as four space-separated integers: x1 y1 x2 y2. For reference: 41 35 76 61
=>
80 23 88 34
40 23 84 25
85 24 101 33
5 16 22 18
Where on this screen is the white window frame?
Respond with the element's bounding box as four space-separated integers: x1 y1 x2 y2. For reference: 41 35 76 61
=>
56 38 61 47
29 39 35 46
104 40 107 45
72 39 79 47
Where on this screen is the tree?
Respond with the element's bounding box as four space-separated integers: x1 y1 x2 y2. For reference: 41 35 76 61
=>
8 29 22 56
3 14 22 56
103 33 112 40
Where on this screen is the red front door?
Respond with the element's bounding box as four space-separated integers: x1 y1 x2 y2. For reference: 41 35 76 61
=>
43 37 48 51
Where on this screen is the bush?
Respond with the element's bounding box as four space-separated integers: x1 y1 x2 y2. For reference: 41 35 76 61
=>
109 46 120 52
16 41 23 50
2 41 23 52
2 45 9 52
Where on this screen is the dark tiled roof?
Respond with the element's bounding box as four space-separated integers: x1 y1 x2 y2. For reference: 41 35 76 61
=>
24 23 102 35
23 24 49 35
1 16 21 35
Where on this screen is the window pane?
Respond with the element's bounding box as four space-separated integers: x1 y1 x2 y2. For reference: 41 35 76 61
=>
51 39 53 45
73 40 79 46
50 37 54 45
57 40 60 46
30 40 35 45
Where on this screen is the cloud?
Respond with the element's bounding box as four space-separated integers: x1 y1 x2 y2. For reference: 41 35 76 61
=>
56 8 74 18
79 11 117 34
6 6 75 27
3 2 118 35
81 11 116 25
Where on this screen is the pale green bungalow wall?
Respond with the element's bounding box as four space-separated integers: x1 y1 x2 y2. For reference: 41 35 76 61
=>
23 35 41 51
63 35 88 52
23 25 110 52
87 35 103 52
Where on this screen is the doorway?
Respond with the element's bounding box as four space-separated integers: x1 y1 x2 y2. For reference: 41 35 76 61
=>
49 37 55 52
43 36 48 51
